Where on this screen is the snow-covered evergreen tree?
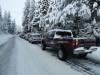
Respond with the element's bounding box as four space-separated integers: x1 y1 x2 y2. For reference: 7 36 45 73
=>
1 11 16 34
0 6 3 32
0 5 17 34
29 0 37 32
21 0 100 38
22 0 30 33
43 0 94 38
2 11 8 33
29 0 35 23
7 12 12 33
40 0 49 15
10 19 16 34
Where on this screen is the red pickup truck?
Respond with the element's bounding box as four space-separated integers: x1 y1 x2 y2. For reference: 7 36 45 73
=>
41 29 97 60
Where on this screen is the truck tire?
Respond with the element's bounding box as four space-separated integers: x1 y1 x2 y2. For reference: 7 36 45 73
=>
57 48 66 61
41 42 46 50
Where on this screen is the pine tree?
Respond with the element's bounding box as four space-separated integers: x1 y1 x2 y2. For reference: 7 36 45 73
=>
28 0 36 32
0 6 3 31
7 12 12 33
0 5 17 34
40 0 49 15
2 11 13 33
2 11 8 32
11 19 16 34
22 0 30 33
29 0 35 22
0 6 2 22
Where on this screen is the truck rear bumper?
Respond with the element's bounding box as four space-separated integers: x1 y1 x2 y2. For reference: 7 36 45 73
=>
73 47 97 55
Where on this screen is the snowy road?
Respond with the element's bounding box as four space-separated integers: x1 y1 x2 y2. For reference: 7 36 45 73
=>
0 36 83 75
1 36 100 75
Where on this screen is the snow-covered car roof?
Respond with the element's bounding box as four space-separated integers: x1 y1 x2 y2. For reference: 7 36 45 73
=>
48 29 72 33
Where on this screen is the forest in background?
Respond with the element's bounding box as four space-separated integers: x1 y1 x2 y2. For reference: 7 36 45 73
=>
22 0 100 38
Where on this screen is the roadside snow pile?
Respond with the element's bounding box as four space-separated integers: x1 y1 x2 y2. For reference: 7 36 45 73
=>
0 37 15 75
0 33 13 45
87 47 100 63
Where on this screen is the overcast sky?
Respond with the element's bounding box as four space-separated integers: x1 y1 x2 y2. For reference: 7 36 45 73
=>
0 0 26 30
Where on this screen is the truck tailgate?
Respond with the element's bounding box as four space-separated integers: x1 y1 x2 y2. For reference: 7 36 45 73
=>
74 38 96 49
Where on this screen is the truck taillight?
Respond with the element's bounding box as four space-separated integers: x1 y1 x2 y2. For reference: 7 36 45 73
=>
72 39 79 46
76 39 79 45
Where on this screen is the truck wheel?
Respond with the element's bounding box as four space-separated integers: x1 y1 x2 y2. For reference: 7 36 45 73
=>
57 49 66 61
41 43 46 50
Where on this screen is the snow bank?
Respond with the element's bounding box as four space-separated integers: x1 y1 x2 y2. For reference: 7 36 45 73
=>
0 34 14 75
0 33 13 45
87 47 100 63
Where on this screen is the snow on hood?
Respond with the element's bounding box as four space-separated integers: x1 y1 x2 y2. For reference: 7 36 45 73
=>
74 47 85 51
73 38 87 39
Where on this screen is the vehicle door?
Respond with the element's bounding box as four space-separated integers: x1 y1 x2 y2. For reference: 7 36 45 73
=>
46 31 55 47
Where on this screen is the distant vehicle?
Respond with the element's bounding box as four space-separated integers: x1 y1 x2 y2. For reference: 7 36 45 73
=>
19 33 26 39
25 33 32 41
24 34 29 40
41 29 97 60
28 33 41 44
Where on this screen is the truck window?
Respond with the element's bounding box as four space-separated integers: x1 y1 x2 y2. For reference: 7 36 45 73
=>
47 31 55 38
56 31 72 37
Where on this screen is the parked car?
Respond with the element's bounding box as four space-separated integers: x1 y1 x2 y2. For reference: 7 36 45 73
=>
41 29 97 60
25 33 31 41
28 33 41 44
19 33 26 39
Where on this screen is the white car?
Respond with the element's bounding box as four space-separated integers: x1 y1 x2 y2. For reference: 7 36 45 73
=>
28 33 41 44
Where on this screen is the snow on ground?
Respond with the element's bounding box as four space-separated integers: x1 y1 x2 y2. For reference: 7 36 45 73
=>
0 36 15 75
87 47 100 63
0 33 14 75
0 33 13 45
2 37 83 75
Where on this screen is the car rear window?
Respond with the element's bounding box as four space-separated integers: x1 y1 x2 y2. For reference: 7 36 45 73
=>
33 35 40 37
56 31 72 37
